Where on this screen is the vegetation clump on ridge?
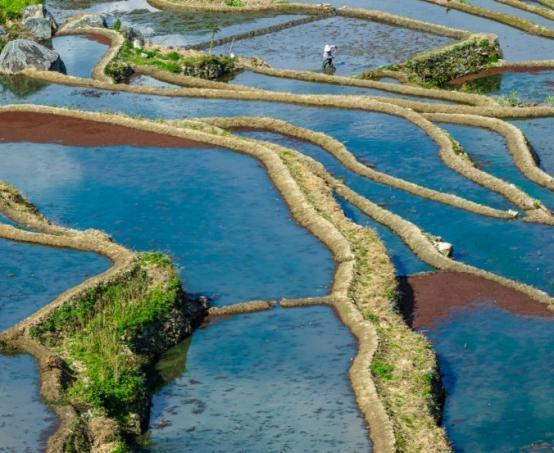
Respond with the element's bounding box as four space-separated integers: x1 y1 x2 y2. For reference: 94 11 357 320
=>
30 252 205 450
105 35 237 83
275 145 450 451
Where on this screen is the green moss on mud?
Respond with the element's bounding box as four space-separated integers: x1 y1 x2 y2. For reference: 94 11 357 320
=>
396 36 503 88
0 0 40 23
30 252 201 448
106 39 237 83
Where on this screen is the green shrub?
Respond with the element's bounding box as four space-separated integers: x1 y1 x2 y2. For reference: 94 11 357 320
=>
371 361 395 381
112 18 122 31
0 0 40 23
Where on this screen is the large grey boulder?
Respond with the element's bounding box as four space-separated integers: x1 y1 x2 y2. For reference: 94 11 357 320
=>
60 13 107 31
23 17 53 41
22 4 58 40
0 39 65 74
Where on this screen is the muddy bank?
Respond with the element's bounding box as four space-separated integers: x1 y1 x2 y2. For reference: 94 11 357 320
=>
399 271 553 329
0 112 209 148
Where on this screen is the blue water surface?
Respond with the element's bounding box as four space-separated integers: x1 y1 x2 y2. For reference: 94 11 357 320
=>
52 35 108 79
426 303 554 453
0 143 334 307
146 306 370 452
0 238 109 451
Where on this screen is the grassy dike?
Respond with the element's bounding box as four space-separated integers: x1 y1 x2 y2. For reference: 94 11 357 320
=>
276 148 450 451
105 37 236 83
28 251 206 451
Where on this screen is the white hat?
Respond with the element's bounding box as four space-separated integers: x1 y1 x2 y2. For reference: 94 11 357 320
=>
324 44 332 52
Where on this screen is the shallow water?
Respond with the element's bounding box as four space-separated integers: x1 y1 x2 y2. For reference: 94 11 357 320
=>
471 0 554 28
0 353 58 452
47 0 307 47
0 143 333 307
0 238 109 332
215 16 453 75
426 303 554 452
52 35 108 78
231 70 455 103
462 69 554 104
512 117 554 175
0 238 108 451
236 130 554 294
439 122 554 208
336 195 432 276
145 306 370 452
303 0 554 62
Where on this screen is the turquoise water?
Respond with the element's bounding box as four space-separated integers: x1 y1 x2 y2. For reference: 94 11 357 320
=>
439 122 554 209
426 303 554 452
145 306 370 452
52 35 108 79
336 195 432 276
236 130 554 294
214 16 453 75
462 70 554 104
513 117 554 175
0 238 109 451
336 198 554 453
0 143 334 307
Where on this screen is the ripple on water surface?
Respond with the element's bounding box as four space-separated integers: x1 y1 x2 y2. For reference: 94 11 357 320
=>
145 306 370 452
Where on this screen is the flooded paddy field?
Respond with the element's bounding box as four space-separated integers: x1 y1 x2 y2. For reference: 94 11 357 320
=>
1 0 553 451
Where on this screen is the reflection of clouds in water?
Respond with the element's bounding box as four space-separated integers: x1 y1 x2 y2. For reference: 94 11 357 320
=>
0 143 82 194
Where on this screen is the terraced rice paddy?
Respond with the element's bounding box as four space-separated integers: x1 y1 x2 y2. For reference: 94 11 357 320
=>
0 0 553 451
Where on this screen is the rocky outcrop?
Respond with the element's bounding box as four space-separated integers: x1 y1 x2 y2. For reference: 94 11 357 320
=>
0 39 65 74
21 4 58 41
60 13 107 32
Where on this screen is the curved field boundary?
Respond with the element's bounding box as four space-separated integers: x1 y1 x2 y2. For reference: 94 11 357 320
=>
23 65 554 119
1 106 552 450
241 63 495 106
0 184 136 451
302 160 554 309
71 19 487 107
57 27 125 82
0 104 463 452
147 0 333 14
495 0 554 20
21 68 554 224
424 113 554 191
192 115 513 218
419 0 554 38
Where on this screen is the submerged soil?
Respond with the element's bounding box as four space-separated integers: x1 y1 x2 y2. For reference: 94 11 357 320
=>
399 271 553 329
0 112 208 148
